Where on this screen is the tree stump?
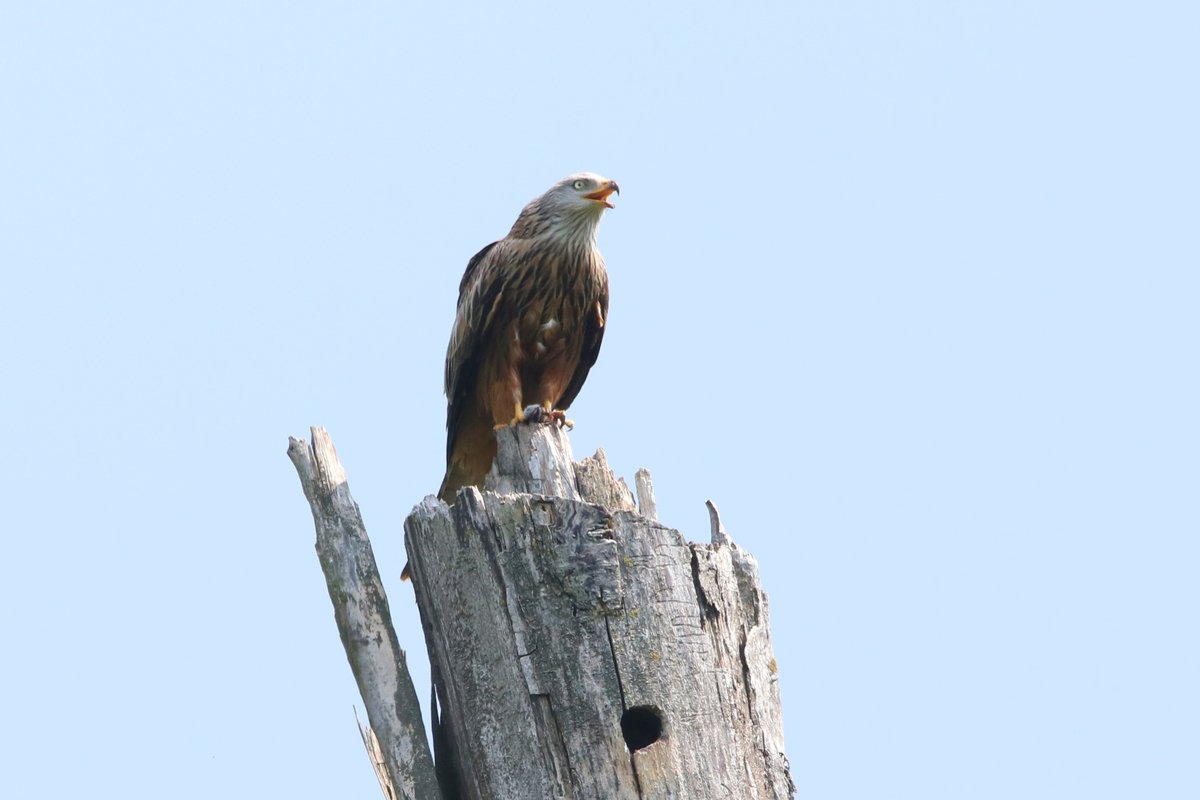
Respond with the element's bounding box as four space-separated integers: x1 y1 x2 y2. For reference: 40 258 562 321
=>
404 425 794 799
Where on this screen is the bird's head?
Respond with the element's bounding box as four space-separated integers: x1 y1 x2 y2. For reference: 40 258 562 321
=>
509 173 620 240
552 172 620 210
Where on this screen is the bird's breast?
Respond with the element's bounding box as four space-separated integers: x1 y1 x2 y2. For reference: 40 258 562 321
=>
515 246 603 361
520 302 572 364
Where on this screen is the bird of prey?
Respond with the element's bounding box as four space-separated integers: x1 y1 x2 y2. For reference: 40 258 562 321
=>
438 172 619 504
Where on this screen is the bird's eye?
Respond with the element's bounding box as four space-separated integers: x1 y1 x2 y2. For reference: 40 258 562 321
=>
573 180 586 190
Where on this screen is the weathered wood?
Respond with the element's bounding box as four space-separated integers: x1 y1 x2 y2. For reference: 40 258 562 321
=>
405 425 794 799
288 427 441 800
633 468 657 522
486 425 582 501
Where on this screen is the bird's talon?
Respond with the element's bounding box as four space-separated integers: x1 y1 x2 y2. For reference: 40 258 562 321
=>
546 409 574 430
511 405 574 429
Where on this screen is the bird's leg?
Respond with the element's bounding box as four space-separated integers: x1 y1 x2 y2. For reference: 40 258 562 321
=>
494 402 527 430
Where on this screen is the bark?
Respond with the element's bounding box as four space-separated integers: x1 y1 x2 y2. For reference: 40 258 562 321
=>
404 425 794 799
288 428 441 800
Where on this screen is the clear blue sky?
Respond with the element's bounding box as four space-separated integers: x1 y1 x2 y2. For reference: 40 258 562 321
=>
2 2 1196 797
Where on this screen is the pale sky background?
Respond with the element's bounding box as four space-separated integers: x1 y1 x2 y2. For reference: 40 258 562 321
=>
2 2 1197 798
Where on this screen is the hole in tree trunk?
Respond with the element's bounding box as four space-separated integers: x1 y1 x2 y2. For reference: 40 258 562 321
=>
621 705 663 752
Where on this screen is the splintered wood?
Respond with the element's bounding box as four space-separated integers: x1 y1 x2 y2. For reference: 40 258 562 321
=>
289 428 440 800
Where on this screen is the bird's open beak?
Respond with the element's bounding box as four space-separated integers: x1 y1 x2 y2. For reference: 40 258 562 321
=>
584 180 620 208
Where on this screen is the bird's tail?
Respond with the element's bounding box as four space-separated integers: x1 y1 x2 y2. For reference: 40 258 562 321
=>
437 468 465 506
404 413 496 582
440 412 498 504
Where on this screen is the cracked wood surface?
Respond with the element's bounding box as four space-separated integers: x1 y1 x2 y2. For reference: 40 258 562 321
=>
405 425 794 799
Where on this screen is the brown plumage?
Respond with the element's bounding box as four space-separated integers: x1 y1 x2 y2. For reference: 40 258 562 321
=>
438 172 618 503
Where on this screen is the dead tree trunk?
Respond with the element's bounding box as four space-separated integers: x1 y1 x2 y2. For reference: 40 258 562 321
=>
290 424 792 798
404 425 794 799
